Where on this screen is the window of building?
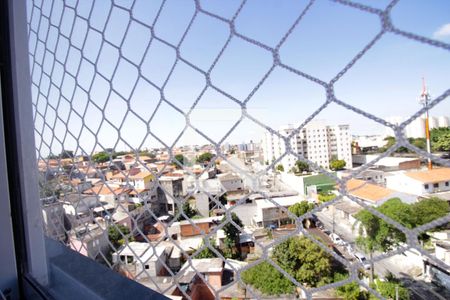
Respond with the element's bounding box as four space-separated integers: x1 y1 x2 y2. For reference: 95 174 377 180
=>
433 183 439 188
424 184 429 189
446 182 449 187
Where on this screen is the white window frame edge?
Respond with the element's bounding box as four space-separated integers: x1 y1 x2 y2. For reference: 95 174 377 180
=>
7 0 49 286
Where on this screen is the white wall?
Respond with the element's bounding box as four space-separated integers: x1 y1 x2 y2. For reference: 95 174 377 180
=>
220 178 244 192
385 174 425 195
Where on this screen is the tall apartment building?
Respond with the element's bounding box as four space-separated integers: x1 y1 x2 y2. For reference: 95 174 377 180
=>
386 115 450 139
263 121 352 171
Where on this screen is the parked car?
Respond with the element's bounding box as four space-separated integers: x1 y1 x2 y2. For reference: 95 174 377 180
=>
330 233 345 246
354 252 371 270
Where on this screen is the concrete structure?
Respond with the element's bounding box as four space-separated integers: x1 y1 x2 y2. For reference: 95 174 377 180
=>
177 258 223 300
69 223 109 260
253 195 302 227
112 242 172 279
217 172 244 192
352 154 421 171
110 169 154 189
158 175 184 214
263 121 352 171
61 193 102 227
279 172 337 198
385 168 450 196
41 196 68 242
352 135 386 153
386 115 449 138
340 169 385 186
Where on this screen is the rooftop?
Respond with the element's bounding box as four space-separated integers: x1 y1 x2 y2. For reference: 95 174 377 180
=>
405 168 450 183
179 258 223 274
116 242 170 263
255 195 302 209
346 179 394 203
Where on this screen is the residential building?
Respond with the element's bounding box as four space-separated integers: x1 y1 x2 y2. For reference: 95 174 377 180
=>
263 121 352 171
60 193 103 227
352 135 386 153
112 242 172 279
158 175 184 214
386 115 449 138
69 223 110 260
340 169 385 186
345 178 417 206
385 168 450 196
217 172 244 192
177 258 223 300
41 196 68 242
253 195 302 227
110 168 154 190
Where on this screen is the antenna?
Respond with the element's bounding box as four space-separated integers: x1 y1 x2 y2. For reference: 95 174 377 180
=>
420 77 432 170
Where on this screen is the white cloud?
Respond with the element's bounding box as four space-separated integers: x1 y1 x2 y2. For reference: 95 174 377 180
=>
433 23 450 39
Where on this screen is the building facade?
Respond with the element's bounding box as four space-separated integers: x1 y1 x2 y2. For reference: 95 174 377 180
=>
386 115 450 139
263 121 352 170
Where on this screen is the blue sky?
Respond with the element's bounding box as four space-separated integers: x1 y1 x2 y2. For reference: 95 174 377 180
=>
29 0 450 155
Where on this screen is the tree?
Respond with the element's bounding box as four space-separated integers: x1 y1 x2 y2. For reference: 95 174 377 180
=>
196 152 214 164
375 279 409 300
196 239 219 259
288 201 315 218
276 164 284 172
355 197 449 281
318 191 336 202
92 151 116 163
108 224 133 249
409 138 426 151
241 261 294 296
174 154 186 168
295 160 310 173
177 202 198 221
272 236 333 287
334 273 366 300
431 127 450 152
221 213 244 257
379 136 408 153
330 159 346 171
412 197 449 225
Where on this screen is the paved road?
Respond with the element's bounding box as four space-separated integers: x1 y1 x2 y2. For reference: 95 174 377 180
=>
316 210 448 300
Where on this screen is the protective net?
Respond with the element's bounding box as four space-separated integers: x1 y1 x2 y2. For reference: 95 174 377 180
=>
28 0 450 299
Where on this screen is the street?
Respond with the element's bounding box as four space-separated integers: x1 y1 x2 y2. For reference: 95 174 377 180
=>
315 209 450 300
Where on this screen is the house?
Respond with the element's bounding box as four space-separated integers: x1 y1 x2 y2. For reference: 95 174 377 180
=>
340 169 385 186
217 172 244 192
386 168 450 196
110 168 154 189
177 217 221 238
69 223 109 260
82 183 129 205
424 230 450 291
253 195 302 228
345 178 417 206
60 193 103 227
112 242 172 279
41 196 68 242
176 258 223 300
158 175 184 214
